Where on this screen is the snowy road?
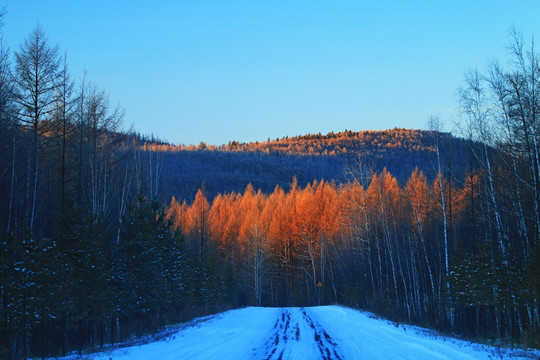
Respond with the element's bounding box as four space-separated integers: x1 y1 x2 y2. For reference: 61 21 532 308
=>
85 306 536 360
253 308 344 360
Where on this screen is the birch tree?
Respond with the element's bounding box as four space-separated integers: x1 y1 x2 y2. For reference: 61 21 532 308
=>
427 115 454 325
84 83 124 219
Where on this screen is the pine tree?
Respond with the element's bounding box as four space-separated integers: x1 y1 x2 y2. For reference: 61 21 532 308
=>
119 193 185 332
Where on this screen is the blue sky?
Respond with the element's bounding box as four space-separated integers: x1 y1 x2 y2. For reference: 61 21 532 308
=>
2 1 539 145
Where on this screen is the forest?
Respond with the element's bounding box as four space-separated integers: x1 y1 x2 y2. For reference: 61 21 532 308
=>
139 127 473 204
0 14 539 360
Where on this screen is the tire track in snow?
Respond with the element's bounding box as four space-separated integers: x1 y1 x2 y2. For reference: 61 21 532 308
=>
258 309 291 360
300 308 343 360
255 308 343 360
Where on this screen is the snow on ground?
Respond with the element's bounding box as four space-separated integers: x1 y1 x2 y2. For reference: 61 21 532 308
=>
63 306 539 360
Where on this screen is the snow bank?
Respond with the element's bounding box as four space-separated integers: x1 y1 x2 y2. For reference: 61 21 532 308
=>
57 306 539 360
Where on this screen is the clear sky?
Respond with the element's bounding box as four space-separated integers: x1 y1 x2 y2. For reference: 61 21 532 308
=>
2 1 539 145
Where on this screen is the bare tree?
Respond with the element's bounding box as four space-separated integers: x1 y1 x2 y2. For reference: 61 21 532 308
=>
506 27 540 242
455 27 540 341
458 71 508 257
13 25 61 230
85 83 124 219
427 115 453 325
52 54 75 213
0 9 16 233
247 223 268 306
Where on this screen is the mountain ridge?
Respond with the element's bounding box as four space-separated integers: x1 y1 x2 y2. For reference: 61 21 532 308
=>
132 128 474 203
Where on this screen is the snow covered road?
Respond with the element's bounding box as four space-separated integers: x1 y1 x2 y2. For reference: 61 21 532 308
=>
253 307 344 359
84 306 536 360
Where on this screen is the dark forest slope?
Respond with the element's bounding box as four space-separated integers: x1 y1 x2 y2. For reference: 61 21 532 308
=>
140 128 474 203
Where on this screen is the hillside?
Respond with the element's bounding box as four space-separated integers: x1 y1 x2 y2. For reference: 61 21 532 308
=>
68 306 537 360
138 128 474 203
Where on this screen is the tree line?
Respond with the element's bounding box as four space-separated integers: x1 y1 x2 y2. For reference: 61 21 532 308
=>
144 127 468 157
134 127 473 203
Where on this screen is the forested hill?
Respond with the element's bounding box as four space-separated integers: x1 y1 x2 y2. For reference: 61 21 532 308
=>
138 128 473 203
218 128 460 156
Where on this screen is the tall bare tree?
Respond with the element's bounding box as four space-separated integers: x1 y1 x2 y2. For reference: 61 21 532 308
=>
84 83 124 219
13 25 60 230
427 115 454 325
0 8 16 233
52 54 75 213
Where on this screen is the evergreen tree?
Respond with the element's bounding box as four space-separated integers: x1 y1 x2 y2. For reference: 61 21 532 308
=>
119 193 185 331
